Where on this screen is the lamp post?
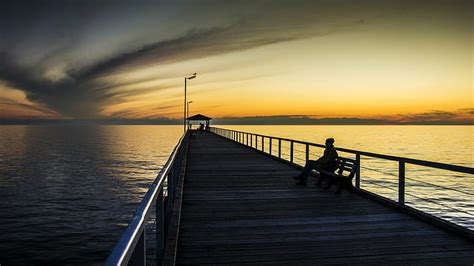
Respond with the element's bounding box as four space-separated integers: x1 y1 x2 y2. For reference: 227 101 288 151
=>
184 73 196 133
186 101 193 128
187 101 193 118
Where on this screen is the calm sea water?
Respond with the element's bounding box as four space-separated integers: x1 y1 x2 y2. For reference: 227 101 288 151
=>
0 125 182 265
0 125 472 264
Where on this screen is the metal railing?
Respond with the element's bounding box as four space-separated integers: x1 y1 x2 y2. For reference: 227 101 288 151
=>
210 127 474 234
105 131 189 266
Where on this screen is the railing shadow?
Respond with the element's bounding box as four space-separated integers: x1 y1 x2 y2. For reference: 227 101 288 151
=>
210 126 474 238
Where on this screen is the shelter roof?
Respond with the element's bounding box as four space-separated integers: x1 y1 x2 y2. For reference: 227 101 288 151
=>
187 114 212 121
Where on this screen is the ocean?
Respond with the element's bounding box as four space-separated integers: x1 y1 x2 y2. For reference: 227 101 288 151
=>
0 125 472 264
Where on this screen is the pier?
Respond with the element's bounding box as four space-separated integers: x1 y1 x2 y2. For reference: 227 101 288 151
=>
106 128 474 265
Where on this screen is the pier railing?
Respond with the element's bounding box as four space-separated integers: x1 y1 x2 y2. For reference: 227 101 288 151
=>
105 131 189 266
210 127 474 236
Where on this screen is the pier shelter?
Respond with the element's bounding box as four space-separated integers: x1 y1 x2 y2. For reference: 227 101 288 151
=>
186 114 212 130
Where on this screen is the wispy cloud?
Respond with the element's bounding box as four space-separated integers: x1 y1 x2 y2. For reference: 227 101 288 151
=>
0 1 376 118
396 109 474 123
1 1 470 121
0 95 61 119
213 108 474 125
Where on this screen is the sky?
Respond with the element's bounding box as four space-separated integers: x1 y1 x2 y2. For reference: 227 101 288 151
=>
0 0 472 124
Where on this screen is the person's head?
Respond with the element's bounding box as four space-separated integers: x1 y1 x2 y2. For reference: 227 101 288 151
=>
325 138 335 147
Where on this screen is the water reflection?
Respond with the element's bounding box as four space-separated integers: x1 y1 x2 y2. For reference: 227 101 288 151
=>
0 125 182 264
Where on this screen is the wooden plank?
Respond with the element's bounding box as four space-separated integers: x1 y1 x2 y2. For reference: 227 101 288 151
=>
178 234 470 254
177 250 474 264
175 132 474 265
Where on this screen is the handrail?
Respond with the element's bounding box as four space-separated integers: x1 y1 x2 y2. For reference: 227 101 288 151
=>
210 127 474 174
209 126 474 233
105 131 189 266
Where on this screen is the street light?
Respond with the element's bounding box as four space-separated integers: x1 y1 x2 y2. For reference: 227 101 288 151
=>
184 73 197 133
187 101 193 129
187 101 193 118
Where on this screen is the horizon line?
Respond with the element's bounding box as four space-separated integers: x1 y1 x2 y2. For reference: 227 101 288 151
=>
1 116 472 126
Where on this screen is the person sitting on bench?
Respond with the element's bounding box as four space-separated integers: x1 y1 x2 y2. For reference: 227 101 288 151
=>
293 138 338 186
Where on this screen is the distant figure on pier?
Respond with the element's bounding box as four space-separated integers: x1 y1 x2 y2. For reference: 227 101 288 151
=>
293 138 338 186
199 123 204 134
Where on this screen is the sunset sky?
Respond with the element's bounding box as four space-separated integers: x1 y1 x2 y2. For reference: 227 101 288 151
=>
0 0 472 123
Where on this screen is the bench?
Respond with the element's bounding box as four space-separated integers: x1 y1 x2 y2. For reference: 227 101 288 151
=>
318 157 358 194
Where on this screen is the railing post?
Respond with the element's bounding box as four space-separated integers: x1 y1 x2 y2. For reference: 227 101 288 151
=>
262 136 264 151
156 189 164 264
355 154 361 188
399 161 405 205
278 139 282 158
255 135 258 149
290 141 294 163
250 134 253 147
269 138 272 155
129 230 146 266
305 144 309 162
246 133 249 146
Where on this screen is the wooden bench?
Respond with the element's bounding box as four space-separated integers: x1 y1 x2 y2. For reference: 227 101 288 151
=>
318 157 358 194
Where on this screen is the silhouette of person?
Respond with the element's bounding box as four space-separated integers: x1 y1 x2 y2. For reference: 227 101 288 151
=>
199 123 204 134
293 138 338 186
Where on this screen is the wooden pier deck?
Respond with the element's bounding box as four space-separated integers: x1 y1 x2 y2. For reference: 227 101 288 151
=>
176 132 474 265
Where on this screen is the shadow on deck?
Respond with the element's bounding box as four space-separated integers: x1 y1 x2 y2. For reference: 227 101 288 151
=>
176 131 474 265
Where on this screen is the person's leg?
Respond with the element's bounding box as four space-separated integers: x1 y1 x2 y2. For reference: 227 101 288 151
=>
315 171 324 186
323 174 333 189
295 160 318 183
314 166 327 186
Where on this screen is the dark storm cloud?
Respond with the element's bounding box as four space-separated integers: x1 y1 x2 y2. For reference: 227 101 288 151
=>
1 0 376 118
0 95 58 116
1 0 470 118
0 53 102 118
